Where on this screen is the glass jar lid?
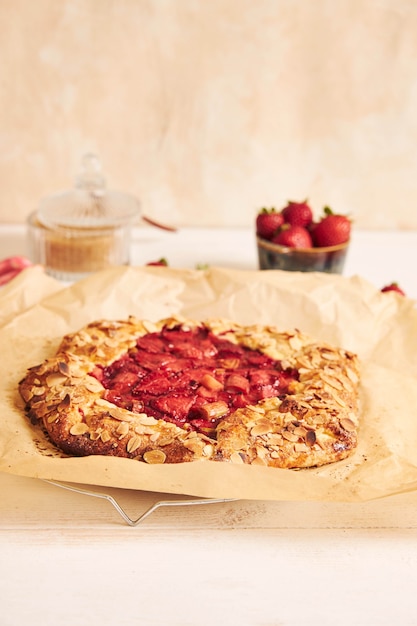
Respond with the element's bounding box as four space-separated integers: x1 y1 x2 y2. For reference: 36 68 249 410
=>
37 153 140 231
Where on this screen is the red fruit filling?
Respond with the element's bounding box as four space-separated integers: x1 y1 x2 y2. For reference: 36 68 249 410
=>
91 324 299 438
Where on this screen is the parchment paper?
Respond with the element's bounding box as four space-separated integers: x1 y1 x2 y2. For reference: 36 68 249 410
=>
1 264 417 502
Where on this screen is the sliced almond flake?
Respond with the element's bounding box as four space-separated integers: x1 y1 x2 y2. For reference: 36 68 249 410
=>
266 434 284 446
288 335 303 351
108 406 134 422
95 398 115 408
346 367 359 384
293 426 307 438
32 386 45 396
339 417 356 432
149 432 160 442
69 395 84 405
99 321 116 329
246 406 266 418
321 351 340 361
58 362 70 375
116 422 130 437
137 414 158 425
68 365 87 378
230 451 245 464
310 379 324 390
282 430 299 443
78 331 92 343
259 398 278 411
264 409 282 421
46 373 68 387
296 403 313 415
34 367 46 378
250 421 273 437
334 373 354 390
155 435 175 447
100 430 111 443
270 450 280 459
294 442 309 453
183 439 204 454
321 374 344 391
327 390 347 408
255 445 268 459
103 338 118 348
142 320 158 333
310 354 322 368
144 427 161 436
296 357 313 369
35 405 50 420
47 413 59 423
57 394 71 411
252 456 267 466
20 388 33 402
69 423 89 435
305 430 317 446
143 449 167 464
203 444 214 458
302 394 315 402
84 377 104 393
127 435 142 453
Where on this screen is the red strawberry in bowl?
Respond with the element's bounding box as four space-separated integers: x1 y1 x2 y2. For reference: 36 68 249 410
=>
282 199 313 228
312 207 351 247
381 282 406 296
272 225 313 249
256 199 351 274
256 207 285 240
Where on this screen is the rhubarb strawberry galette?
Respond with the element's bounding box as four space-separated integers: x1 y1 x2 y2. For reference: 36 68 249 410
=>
19 316 360 469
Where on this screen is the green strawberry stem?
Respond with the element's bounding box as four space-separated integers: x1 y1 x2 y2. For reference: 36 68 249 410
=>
259 207 277 214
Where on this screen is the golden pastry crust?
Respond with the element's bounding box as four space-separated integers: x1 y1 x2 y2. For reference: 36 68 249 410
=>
18 316 360 468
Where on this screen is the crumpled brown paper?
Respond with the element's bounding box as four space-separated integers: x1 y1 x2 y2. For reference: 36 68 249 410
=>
1 264 417 502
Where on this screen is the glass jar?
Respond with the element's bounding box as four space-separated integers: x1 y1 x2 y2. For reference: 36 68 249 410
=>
27 154 140 281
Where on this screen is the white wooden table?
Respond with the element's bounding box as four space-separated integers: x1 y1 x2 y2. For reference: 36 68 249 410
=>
1 224 417 626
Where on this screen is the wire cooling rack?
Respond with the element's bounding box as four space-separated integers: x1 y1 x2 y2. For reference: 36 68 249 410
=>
43 479 237 526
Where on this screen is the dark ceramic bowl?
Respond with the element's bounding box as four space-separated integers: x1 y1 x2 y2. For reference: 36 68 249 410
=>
257 236 350 274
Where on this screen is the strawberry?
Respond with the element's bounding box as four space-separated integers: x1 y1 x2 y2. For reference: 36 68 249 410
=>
0 255 33 286
272 225 313 249
146 258 168 266
0 268 22 286
282 199 313 228
381 282 406 296
312 207 351 247
256 207 284 240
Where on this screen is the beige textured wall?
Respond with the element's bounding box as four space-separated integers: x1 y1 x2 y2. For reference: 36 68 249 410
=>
1 0 417 228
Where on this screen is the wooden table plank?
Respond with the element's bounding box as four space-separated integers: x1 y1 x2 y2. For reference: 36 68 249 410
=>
2 526 417 625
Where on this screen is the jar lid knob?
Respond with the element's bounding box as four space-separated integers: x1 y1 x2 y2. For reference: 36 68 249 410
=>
75 153 106 194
